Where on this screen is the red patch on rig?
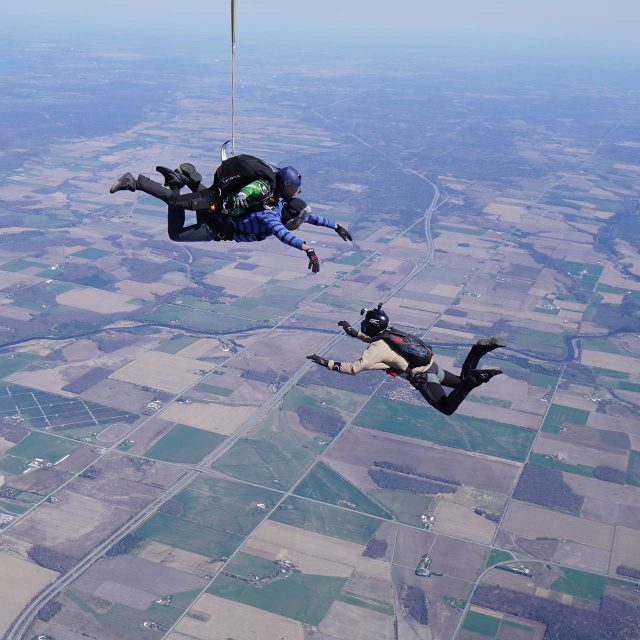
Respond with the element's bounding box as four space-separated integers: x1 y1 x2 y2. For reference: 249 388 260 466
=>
389 335 403 344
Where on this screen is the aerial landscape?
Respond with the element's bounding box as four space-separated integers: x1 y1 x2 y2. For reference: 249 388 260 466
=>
1 3 640 639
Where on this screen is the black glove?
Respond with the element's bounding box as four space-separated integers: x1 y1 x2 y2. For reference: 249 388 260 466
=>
338 320 359 338
335 224 352 242
305 248 320 273
307 354 328 367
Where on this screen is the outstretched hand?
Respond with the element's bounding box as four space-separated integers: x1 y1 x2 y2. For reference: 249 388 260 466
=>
305 248 320 273
307 354 329 367
338 320 359 337
335 224 352 242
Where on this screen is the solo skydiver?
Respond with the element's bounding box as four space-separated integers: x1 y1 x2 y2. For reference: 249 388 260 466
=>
307 304 505 415
109 157 353 273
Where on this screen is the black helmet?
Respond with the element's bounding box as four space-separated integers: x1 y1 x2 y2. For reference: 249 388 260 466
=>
282 197 311 230
360 303 389 337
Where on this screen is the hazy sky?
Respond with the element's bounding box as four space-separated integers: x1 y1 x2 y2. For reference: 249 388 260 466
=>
3 0 640 56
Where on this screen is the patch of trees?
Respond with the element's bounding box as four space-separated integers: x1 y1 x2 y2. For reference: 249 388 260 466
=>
80 466 102 480
362 537 388 559
368 468 456 495
401 585 428 625
616 565 640 580
37 600 62 622
593 465 626 485
472 585 640 640
594 202 640 257
240 369 278 385
0 487 18 499
159 499 183 516
28 545 77 573
513 463 583 514
121 257 184 283
474 508 501 523
372 460 461 486
297 405 346 437
591 296 640 334
563 363 597 386
96 331 149 353
6 283 58 308
0 422 29 443
62 367 112 394
105 533 144 557
52 263 116 290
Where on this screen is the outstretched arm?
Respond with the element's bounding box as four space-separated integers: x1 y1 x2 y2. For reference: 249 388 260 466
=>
305 213 353 242
307 342 389 375
338 321 372 342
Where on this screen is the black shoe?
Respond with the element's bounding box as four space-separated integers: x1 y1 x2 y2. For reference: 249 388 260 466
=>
471 368 503 385
476 336 507 354
177 163 203 191
109 172 136 193
156 166 186 189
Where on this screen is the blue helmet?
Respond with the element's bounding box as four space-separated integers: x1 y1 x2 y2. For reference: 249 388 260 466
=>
278 166 302 201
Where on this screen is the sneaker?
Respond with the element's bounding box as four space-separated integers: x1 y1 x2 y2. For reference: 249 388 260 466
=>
109 172 136 193
177 163 203 191
471 368 503 385
476 336 507 353
156 166 186 189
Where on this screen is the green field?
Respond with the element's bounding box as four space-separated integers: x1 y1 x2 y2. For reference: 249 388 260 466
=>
224 552 283 580
484 548 514 569
294 462 392 519
155 334 201 354
144 424 225 464
434 223 485 236
354 396 535 461
529 453 594 477
0 500 29 514
467 394 512 408
291 384 368 415
367 487 434 526
593 367 629 380
619 381 640 393
270 496 381 544
7 431 81 463
71 247 112 260
213 411 325 489
551 567 606 602
136 512 243 559
529 372 560 388
338 591 394 616
195 382 234 397
511 328 567 358
64 589 186 639
542 403 590 434
626 451 640 487
208 570 347 626
462 610 500 636
0 353 39 378
172 475 281 534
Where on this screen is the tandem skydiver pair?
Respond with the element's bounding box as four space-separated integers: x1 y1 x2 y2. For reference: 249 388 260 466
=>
109 154 353 274
308 304 505 416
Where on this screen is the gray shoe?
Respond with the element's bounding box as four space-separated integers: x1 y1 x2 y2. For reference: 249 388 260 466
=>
476 337 507 353
109 172 136 193
177 163 203 191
